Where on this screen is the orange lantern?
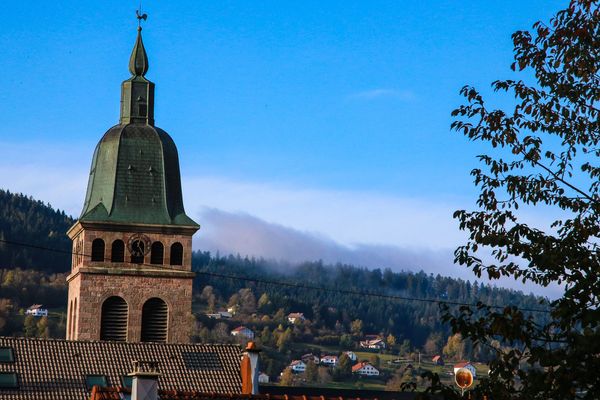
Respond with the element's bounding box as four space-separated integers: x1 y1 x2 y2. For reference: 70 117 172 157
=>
455 367 474 395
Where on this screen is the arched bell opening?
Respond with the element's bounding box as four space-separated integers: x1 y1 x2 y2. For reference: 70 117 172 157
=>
100 296 128 342
140 297 168 342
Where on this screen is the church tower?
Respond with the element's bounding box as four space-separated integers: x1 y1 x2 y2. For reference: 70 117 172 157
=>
65 23 199 343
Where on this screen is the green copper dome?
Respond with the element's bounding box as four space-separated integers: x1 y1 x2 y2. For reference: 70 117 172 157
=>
79 27 198 228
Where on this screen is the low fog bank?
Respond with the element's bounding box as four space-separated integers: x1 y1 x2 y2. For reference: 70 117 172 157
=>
193 208 562 298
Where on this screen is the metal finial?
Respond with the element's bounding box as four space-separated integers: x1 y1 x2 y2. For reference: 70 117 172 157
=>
128 16 149 76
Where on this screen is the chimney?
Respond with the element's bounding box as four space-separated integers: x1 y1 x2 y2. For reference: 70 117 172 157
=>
241 342 261 395
129 360 161 400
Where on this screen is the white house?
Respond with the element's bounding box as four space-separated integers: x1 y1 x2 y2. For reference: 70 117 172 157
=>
320 355 338 367
287 313 305 324
230 326 255 339
344 351 357 362
359 338 386 350
25 304 48 317
453 362 477 378
290 360 306 373
207 311 232 319
352 362 380 376
258 372 270 383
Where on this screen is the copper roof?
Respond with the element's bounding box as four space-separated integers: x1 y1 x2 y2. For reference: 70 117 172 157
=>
79 123 198 228
0 337 242 400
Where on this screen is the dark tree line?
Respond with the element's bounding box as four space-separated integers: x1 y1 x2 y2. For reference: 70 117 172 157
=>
0 189 73 273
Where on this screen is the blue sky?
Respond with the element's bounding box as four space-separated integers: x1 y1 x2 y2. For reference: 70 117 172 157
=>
0 1 565 296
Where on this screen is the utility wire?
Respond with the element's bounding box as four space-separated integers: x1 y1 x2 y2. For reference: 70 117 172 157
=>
194 270 551 314
0 238 551 314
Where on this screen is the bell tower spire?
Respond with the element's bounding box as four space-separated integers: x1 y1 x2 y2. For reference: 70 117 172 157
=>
120 11 154 125
129 26 149 77
66 7 198 344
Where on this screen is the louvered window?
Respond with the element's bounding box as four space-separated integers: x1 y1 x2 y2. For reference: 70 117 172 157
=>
91 239 105 262
150 242 164 265
111 240 125 262
141 298 168 342
170 242 183 266
100 296 128 342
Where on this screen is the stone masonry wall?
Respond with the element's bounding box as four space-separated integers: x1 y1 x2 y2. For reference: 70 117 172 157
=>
67 226 195 343
71 272 193 343
73 228 193 273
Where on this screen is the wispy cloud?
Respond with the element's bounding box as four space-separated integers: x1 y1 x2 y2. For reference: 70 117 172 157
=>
348 88 416 101
181 176 464 250
196 207 453 271
195 208 562 298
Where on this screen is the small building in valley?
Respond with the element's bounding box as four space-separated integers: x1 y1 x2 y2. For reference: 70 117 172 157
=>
320 355 339 367
25 304 48 317
287 313 305 324
290 360 306 373
343 351 357 362
359 338 386 350
231 326 255 340
453 361 477 378
432 355 444 365
258 372 270 383
352 362 380 376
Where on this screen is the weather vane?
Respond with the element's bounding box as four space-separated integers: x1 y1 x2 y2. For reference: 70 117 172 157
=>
136 1 148 29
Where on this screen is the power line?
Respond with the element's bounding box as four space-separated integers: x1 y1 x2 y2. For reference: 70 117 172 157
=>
0 238 551 314
194 270 551 314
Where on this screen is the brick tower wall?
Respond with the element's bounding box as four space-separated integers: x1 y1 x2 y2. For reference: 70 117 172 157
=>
68 272 193 343
66 224 196 344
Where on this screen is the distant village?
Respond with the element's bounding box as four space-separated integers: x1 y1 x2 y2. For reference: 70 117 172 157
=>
200 300 486 389
15 284 486 391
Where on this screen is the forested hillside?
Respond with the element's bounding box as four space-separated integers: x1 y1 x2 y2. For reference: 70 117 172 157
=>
0 189 73 272
191 252 548 350
0 189 547 351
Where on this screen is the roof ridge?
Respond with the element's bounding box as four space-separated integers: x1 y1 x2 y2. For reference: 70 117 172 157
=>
0 336 242 348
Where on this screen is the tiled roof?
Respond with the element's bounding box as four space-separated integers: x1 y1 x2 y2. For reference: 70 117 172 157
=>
90 388 405 400
0 337 242 400
262 385 437 400
360 339 385 346
352 362 370 372
453 361 472 368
